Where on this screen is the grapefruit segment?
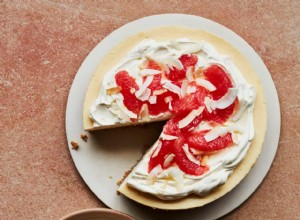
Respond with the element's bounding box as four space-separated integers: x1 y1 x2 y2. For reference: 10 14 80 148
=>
115 70 143 115
203 64 233 99
166 54 198 81
187 131 233 152
173 85 208 117
174 138 208 176
147 91 178 115
148 140 175 172
203 100 237 123
203 65 237 123
180 54 198 69
146 60 163 91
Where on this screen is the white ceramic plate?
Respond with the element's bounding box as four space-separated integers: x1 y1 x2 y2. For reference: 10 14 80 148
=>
65 14 280 220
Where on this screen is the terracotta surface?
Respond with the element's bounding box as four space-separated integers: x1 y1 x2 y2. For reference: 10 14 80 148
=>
0 1 299 219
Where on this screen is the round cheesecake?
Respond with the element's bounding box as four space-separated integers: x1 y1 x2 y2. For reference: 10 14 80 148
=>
83 26 267 210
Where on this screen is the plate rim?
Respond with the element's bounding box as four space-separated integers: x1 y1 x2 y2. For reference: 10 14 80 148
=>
60 208 135 220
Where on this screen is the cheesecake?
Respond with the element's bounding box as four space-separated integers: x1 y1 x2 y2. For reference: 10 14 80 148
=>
83 26 267 210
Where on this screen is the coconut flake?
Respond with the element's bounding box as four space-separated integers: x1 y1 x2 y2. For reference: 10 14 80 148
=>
196 121 213 131
161 133 178 140
186 66 194 82
215 88 238 109
137 88 151 101
130 88 136 94
158 167 184 190
168 101 173 111
204 97 215 113
182 43 202 54
147 164 162 184
159 62 170 74
204 88 238 112
148 95 157 104
150 164 162 176
164 56 184 70
106 86 121 95
164 96 173 110
204 125 244 143
186 85 197 94
163 81 181 96
195 78 216 92
164 96 172 103
180 79 189 98
138 103 150 121
153 89 167 96
163 153 175 167
183 144 200 165
152 141 162 158
193 67 204 78
140 69 161 76
204 127 229 142
178 106 204 129
204 124 243 142
149 55 183 72
232 132 239 144
135 75 154 98
190 148 204 155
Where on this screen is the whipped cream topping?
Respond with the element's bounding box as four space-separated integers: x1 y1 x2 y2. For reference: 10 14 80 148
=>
90 39 255 200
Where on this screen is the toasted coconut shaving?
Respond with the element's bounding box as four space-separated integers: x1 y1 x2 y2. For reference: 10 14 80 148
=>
163 81 181 96
164 96 173 111
186 85 197 94
153 89 167 96
106 86 121 95
164 96 173 104
232 132 240 144
152 141 162 158
180 79 189 98
130 88 136 94
163 154 175 167
135 75 154 98
168 101 173 111
186 66 194 82
196 78 216 92
204 127 229 142
137 88 151 101
147 165 162 184
183 144 200 165
140 69 161 76
149 95 157 104
193 67 204 78
204 88 238 113
201 155 209 166
138 104 150 121
178 106 204 129
160 133 178 140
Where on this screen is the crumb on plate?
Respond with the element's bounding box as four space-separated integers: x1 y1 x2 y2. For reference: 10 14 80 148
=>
71 141 79 150
80 134 88 142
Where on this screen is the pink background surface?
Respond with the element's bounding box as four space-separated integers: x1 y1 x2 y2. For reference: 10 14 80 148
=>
1 1 299 219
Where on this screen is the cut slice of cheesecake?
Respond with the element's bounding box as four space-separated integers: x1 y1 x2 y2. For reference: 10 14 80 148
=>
83 26 267 210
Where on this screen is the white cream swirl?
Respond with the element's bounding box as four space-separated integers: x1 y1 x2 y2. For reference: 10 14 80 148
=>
90 39 255 199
